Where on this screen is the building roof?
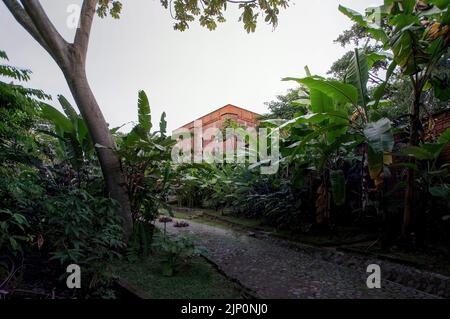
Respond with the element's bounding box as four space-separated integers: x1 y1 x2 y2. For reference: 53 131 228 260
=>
174 104 261 131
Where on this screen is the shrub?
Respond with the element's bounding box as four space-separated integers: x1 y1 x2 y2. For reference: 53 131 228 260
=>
41 189 126 266
152 234 206 277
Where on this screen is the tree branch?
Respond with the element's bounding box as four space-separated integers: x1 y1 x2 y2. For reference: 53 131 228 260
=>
74 0 98 59
2 0 51 53
225 0 257 3
19 0 68 63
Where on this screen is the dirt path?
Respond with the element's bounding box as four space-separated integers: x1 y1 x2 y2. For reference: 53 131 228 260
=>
157 219 439 299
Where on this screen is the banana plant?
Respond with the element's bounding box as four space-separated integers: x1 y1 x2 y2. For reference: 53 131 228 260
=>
39 95 94 174
339 0 450 237
115 91 175 223
280 45 395 224
400 127 450 196
279 73 360 224
113 90 176 258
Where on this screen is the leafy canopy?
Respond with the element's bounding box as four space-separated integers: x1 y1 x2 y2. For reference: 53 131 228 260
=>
96 0 290 33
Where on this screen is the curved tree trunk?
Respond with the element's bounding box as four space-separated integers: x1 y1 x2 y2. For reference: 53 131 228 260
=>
61 52 133 238
2 0 133 239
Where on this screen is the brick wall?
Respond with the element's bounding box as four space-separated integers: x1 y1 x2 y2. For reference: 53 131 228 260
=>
173 104 261 150
179 104 260 132
432 109 450 163
174 106 450 161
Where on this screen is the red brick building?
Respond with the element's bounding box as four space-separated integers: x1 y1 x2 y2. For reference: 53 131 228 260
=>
432 109 450 162
173 104 260 149
175 104 260 132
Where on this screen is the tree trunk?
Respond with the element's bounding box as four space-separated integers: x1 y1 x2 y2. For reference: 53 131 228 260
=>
403 96 421 239
2 0 133 239
60 51 133 239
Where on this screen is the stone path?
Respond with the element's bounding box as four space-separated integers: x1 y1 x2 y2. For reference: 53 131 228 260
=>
157 219 440 299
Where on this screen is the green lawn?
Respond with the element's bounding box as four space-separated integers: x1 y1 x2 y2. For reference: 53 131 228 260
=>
113 255 242 299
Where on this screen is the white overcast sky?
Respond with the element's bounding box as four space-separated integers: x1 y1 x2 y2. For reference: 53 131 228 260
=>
0 0 379 132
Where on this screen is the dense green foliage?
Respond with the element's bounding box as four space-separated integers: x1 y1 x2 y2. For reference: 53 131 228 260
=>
152 233 206 277
2 0 450 299
260 88 307 120
115 90 176 260
174 1 450 247
0 51 127 297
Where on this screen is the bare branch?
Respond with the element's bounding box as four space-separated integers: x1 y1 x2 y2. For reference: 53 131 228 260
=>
74 0 98 59
2 0 50 53
20 0 68 63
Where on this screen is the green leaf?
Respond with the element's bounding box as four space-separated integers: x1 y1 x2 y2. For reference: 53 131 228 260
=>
372 61 397 109
422 143 447 158
0 50 8 60
400 146 432 160
12 213 28 226
338 5 389 43
159 112 167 137
390 27 428 75
364 118 394 153
330 170 346 206
425 0 450 10
400 143 446 160
293 112 350 126
366 51 391 68
58 95 79 125
137 90 152 135
309 88 335 113
438 128 450 144
9 237 19 251
433 79 450 102
40 103 73 135
284 77 358 106
367 144 384 180
346 48 369 109
365 118 394 180
429 185 450 199
77 117 91 149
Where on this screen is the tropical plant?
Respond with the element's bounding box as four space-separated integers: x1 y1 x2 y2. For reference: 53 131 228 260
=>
152 234 206 277
260 88 308 120
339 0 450 239
281 55 394 224
39 96 97 182
400 128 450 242
116 90 176 258
0 209 31 255
1 50 125 297
2 0 292 239
0 50 47 258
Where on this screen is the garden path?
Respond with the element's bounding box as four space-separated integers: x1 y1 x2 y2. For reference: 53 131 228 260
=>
157 219 440 299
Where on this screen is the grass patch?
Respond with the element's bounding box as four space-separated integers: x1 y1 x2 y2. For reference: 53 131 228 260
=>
113 255 242 299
